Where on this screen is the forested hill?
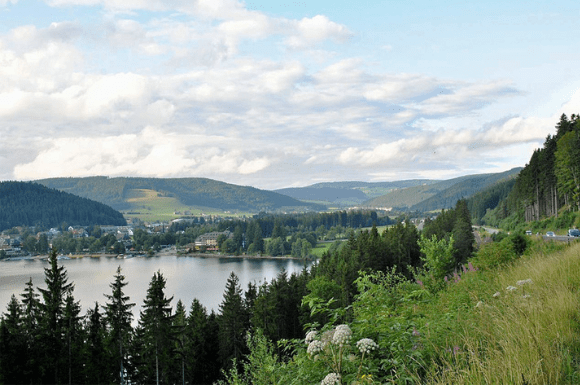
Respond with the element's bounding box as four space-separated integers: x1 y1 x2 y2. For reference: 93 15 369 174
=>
35 176 325 213
408 168 522 212
275 180 437 205
483 113 580 226
0 181 126 231
362 168 521 210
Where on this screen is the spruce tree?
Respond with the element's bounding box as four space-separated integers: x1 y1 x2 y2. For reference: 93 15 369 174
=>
84 303 108 384
218 272 249 369
104 266 135 385
37 247 74 384
0 295 25 383
20 277 40 382
134 271 175 385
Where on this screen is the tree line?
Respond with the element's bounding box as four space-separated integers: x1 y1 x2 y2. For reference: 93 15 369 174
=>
0 200 475 384
500 114 580 224
0 181 126 232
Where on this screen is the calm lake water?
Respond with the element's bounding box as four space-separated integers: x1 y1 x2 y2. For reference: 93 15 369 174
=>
0 255 311 319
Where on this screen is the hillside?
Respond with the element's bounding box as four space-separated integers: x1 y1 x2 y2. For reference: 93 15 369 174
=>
480 114 580 229
409 168 522 212
0 181 126 231
35 176 325 214
275 180 440 206
362 168 521 211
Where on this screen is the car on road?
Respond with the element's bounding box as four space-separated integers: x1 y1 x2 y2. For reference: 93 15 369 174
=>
568 229 580 237
546 231 556 237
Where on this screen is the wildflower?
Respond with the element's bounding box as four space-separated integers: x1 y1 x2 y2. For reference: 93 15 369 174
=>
307 340 324 355
416 279 424 288
321 329 335 346
467 261 478 272
516 278 533 286
305 330 318 343
321 372 341 385
493 292 501 298
356 338 378 354
522 294 531 299
332 324 352 346
506 285 517 292
412 328 420 337
444 276 448 283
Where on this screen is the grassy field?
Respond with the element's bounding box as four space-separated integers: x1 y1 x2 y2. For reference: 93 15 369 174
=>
310 241 334 257
422 240 580 384
121 189 252 222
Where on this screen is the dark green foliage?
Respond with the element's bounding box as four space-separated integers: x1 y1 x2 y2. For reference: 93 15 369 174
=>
410 168 522 212
0 181 126 232
311 221 422 312
133 271 176 384
466 177 517 224
250 270 310 347
84 303 108 385
491 114 580 227
0 295 25 384
103 266 135 384
423 199 475 268
218 272 249 369
362 168 521 210
37 248 76 384
37 176 325 212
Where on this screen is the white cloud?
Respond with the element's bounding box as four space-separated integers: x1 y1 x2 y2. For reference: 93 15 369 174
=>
284 15 352 49
13 126 272 180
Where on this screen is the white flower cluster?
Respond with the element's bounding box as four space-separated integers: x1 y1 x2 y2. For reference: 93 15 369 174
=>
307 340 325 355
305 330 318 343
321 372 341 385
516 278 533 286
332 324 352 346
356 338 378 354
506 285 517 292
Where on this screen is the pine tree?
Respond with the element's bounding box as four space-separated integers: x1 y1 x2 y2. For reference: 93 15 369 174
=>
84 303 108 384
63 294 84 384
0 295 25 383
218 272 248 369
20 277 40 382
173 300 187 385
103 266 135 385
134 271 175 385
37 247 74 384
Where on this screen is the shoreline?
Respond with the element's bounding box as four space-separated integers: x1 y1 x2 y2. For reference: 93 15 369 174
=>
2 249 312 262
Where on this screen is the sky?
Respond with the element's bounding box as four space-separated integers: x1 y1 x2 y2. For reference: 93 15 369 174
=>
1 0 580 190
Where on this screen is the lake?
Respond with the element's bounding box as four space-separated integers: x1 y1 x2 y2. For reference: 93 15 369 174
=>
0 254 311 319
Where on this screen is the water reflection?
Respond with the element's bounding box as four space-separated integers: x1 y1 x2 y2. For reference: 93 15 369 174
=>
0 255 311 319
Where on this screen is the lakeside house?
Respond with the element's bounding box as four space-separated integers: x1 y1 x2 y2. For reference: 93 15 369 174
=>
194 230 233 248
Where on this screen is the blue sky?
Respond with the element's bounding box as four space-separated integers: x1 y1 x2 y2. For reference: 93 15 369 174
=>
1 0 579 189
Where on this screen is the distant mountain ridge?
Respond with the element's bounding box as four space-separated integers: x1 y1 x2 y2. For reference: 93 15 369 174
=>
275 168 522 211
35 176 325 213
275 180 439 205
0 181 126 231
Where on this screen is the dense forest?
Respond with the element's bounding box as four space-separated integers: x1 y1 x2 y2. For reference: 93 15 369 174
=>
0 200 477 384
36 176 325 212
469 114 580 228
0 182 126 232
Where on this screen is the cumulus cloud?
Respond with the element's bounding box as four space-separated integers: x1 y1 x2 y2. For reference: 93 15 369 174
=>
284 15 352 49
13 126 271 179
1 0 567 189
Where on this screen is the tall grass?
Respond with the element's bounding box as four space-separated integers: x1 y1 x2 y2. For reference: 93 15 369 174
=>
427 242 580 384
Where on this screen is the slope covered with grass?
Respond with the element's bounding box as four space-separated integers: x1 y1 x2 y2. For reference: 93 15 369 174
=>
220 238 580 385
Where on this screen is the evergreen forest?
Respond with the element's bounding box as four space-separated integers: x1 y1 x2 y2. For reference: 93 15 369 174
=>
0 182 127 232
